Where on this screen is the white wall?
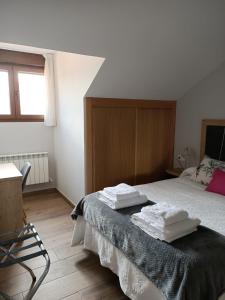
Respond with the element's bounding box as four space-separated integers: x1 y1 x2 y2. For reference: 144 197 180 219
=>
54 52 104 204
175 61 225 165
0 43 57 190
0 122 55 187
0 44 103 197
0 0 225 100
0 1 224 195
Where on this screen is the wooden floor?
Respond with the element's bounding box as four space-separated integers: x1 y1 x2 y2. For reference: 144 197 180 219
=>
0 190 128 300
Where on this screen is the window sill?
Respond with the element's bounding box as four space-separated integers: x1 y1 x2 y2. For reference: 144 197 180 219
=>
0 116 44 122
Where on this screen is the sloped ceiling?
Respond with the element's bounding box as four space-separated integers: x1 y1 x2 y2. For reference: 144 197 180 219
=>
0 0 225 99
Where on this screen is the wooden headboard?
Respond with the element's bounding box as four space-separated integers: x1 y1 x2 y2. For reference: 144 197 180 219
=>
200 119 225 161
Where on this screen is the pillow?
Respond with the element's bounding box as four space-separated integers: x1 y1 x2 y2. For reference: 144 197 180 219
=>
191 156 225 185
206 169 225 196
180 167 197 178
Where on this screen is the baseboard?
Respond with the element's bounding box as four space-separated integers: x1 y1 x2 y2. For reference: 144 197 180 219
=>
23 188 57 197
56 189 75 208
23 187 75 208
24 182 56 193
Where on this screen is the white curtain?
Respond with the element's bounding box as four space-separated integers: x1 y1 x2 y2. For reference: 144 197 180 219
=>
43 53 57 126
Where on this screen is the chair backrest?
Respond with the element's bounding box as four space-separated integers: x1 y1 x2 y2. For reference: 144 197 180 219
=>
20 162 31 192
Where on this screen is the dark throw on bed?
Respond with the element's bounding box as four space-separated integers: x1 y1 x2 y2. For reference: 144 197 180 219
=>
71 193 225 300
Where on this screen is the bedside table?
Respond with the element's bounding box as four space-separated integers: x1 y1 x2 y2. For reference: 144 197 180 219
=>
166 168 183 178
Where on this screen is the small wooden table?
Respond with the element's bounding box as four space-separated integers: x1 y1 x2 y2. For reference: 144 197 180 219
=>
0 163 23 236
166 168 183 178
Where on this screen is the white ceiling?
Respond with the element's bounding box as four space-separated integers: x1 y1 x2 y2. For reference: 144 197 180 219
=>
0 0 224 99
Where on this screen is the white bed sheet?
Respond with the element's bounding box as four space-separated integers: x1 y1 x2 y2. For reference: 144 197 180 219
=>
72 177 225 300
136 177 225 236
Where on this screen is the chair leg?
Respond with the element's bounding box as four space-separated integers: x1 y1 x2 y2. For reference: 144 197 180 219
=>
23 209 27 225
0 246 36 282
25 254 50 300
0 224 50 300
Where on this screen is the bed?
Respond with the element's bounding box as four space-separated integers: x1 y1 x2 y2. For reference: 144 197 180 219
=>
71 119 225 300
72 174 225 300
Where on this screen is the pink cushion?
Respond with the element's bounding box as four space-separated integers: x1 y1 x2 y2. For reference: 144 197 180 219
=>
206 168 225 196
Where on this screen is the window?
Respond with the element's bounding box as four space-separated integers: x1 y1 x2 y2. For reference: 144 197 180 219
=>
0 50 45 121
0 69 11 115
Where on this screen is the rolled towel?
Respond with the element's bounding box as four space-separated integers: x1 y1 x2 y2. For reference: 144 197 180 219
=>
141 202 188 226
103 183 139 200
98 193 148 209
131 212 200 242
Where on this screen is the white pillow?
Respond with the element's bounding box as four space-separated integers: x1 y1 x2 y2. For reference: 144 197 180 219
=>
180 167 197 178
191 156 225 185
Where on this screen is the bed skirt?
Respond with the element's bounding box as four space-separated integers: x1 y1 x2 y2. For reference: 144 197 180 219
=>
72 216 164 300
71 217 225 300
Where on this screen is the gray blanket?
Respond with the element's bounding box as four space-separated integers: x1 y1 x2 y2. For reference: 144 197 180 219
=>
72 193 225 300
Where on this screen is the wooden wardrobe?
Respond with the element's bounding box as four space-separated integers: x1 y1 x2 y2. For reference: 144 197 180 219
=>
85 98 176 194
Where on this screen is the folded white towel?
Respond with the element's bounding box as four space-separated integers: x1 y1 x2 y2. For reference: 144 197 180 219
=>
103 183 139 200
98 194 148 209
132 212 200 236
141 202 188 226
131 212 200 242
99 190 140 202
132 217 197 243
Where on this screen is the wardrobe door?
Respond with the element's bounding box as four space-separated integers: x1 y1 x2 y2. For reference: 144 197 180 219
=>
91 106 136 192
85 98 176 194
135 108 175 184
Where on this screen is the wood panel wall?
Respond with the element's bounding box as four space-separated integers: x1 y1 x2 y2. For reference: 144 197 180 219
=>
85 98 176 194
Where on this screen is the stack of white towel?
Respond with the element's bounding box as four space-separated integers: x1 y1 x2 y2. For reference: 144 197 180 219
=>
98 183 148 209
131 202 201 242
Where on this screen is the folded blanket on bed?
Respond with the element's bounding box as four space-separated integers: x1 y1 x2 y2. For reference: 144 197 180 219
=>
141 202 188 226
131 212 200 242
98 193 148 209
72 194 225 300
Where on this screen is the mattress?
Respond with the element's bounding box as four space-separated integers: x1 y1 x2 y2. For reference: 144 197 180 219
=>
136 177 225 236
72 177 225 299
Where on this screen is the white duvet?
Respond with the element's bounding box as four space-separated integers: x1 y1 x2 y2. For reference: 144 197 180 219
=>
72 177 225 300
136 177 225 236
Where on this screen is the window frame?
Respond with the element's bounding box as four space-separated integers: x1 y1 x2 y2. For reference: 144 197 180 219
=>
0 50 45 122
0 64 16 121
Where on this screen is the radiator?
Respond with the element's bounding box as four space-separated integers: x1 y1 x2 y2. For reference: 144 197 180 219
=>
0 152 49 185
